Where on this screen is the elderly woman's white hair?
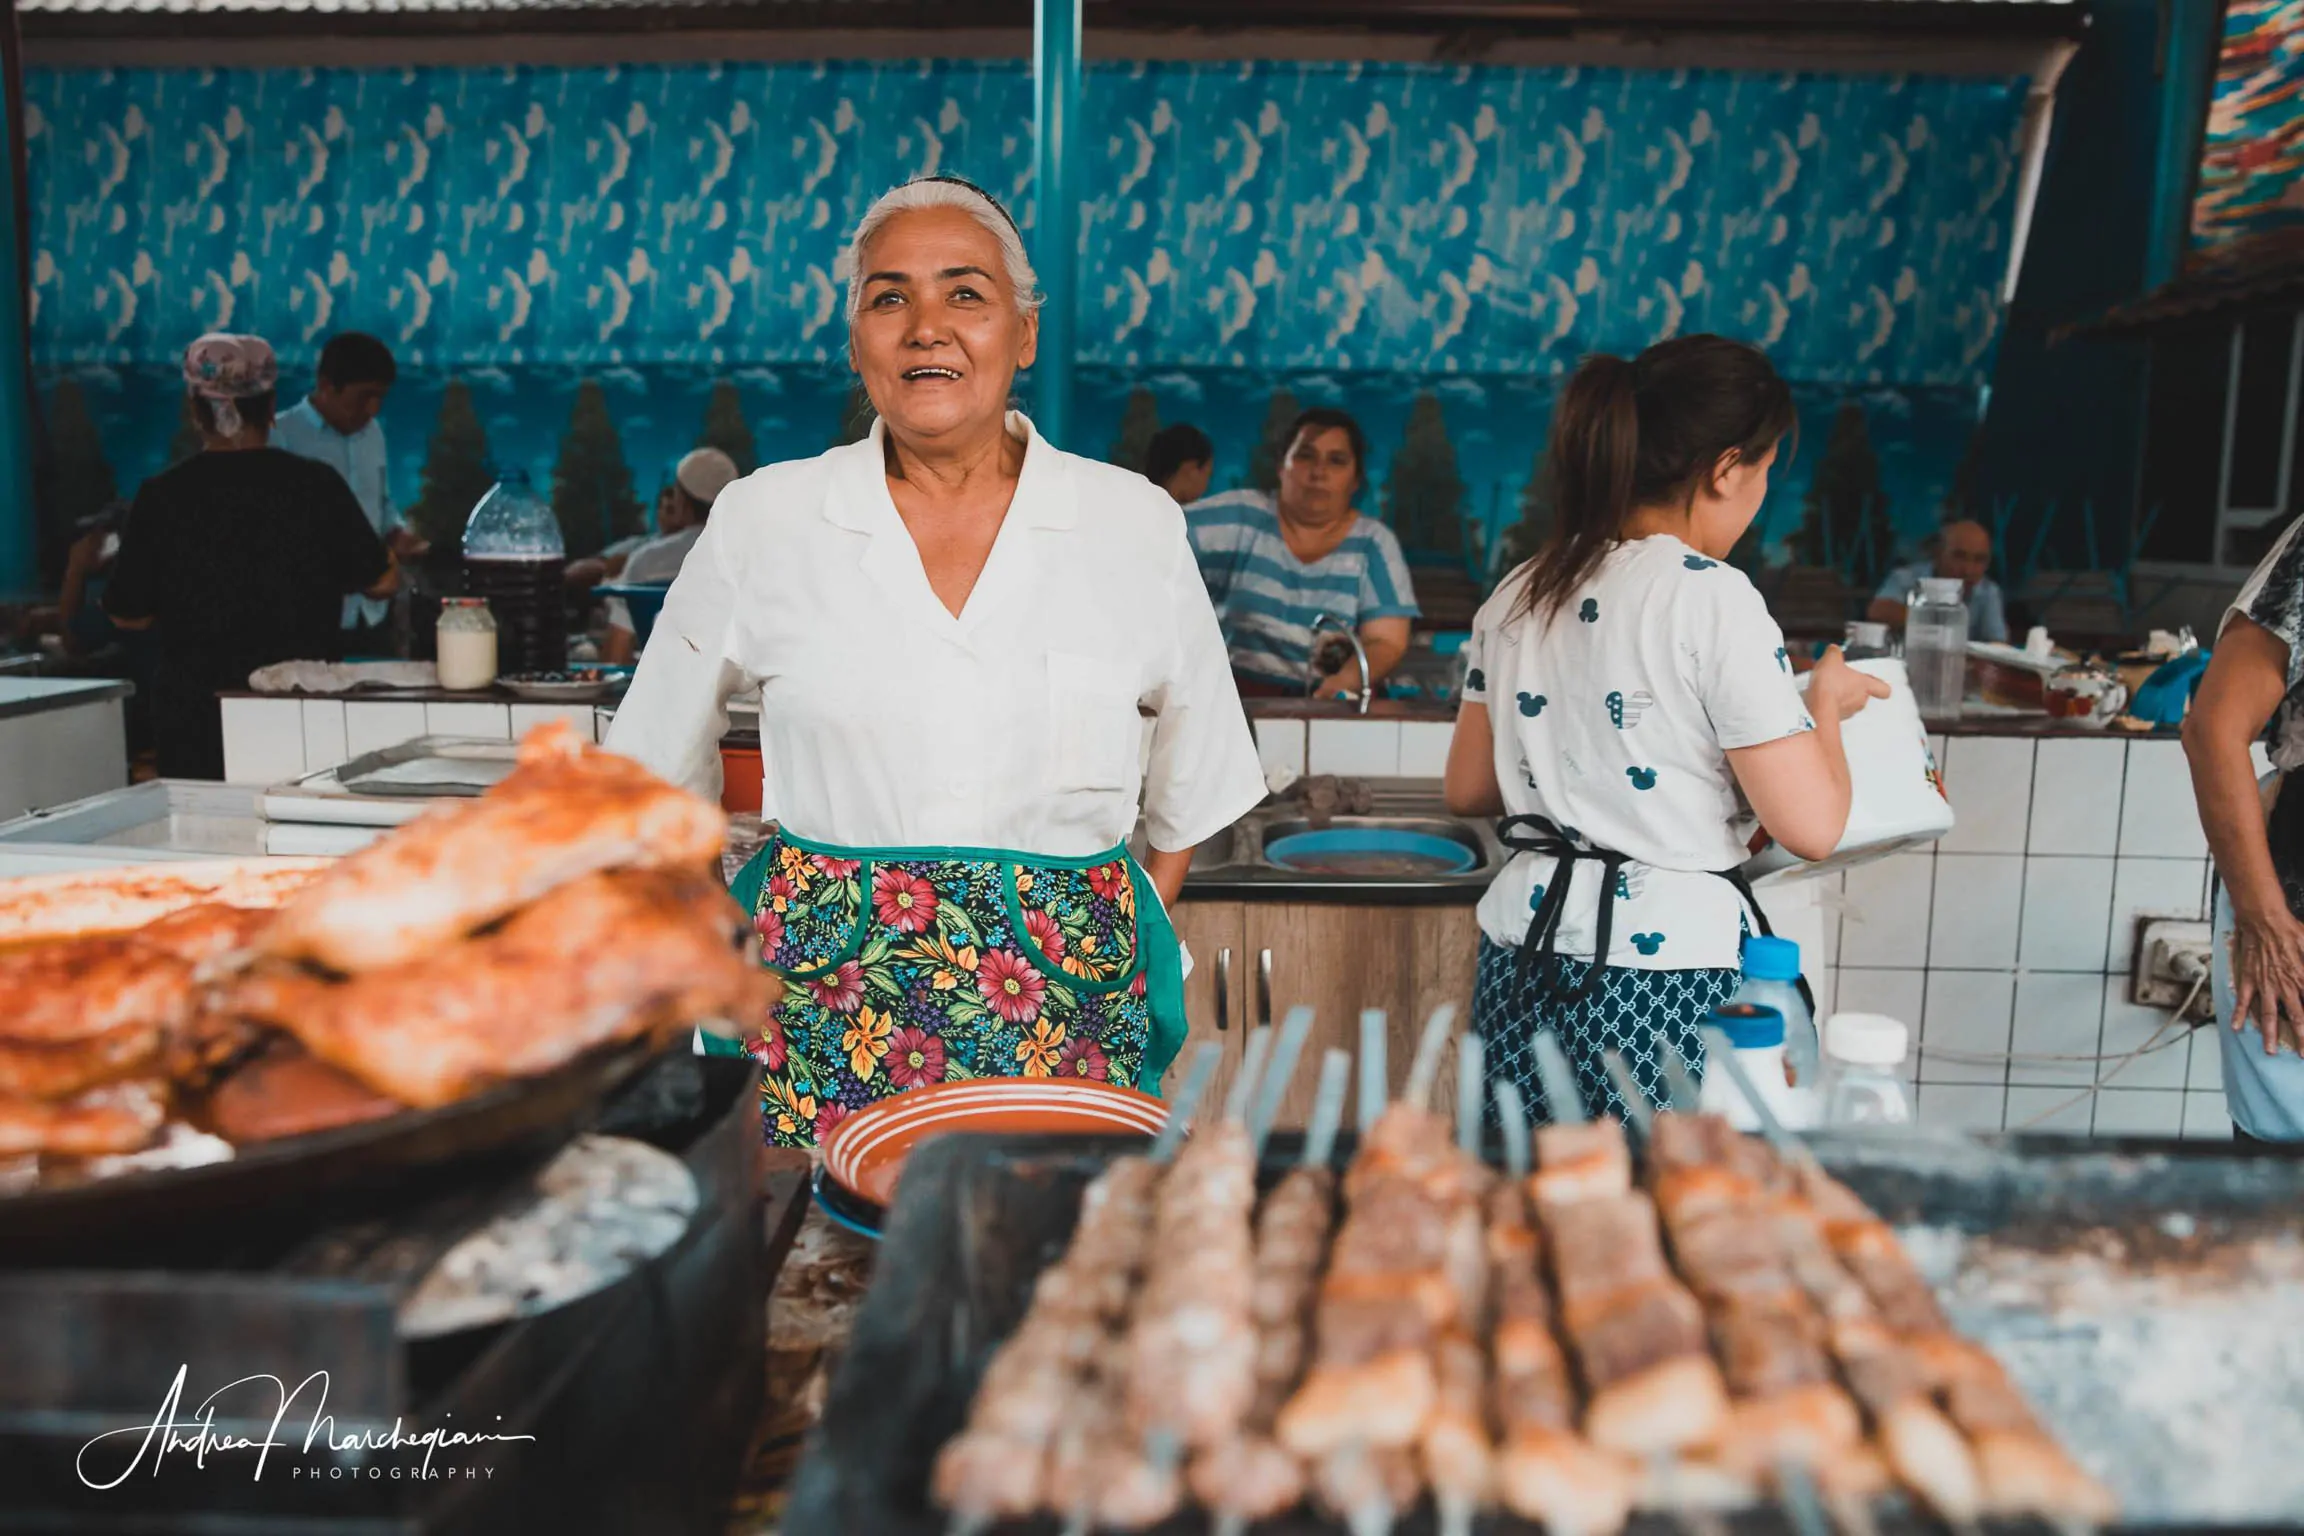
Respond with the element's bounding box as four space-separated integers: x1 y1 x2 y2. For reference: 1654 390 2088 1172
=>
838 177 1045 325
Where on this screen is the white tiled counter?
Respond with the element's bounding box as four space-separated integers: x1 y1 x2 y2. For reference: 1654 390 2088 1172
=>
1256 712 2233 1140
217 691 605 783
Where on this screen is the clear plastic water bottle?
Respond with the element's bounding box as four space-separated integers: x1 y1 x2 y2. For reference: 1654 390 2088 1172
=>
1905 575 1969 719
1697 1004 1817 1131
1819 1013 1914 1127
1731 934 1818 1089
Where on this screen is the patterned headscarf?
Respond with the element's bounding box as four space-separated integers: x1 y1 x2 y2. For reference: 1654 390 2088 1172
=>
181 332 279 439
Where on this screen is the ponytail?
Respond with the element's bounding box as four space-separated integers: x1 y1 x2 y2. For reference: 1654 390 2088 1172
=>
1511 334 1795 625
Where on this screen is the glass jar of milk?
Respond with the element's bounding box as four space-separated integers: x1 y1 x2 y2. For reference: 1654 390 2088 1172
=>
436 597 499 691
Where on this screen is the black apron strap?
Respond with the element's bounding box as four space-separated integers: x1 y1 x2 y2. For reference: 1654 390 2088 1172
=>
1495 814 1624 1005
1495 817 1817 1019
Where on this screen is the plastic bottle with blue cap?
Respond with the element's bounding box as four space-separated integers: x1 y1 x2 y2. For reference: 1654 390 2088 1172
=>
1728 933 1818 1088
1696 1002 1817 1131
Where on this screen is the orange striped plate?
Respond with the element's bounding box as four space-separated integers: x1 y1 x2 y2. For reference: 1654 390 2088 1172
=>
821 1079 1166 1210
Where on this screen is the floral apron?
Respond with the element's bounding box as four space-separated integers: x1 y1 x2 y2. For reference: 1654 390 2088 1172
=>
706 825 1188 1147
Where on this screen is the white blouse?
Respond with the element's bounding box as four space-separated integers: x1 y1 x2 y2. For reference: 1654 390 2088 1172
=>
1465 536 1814 969
605 413 1267 859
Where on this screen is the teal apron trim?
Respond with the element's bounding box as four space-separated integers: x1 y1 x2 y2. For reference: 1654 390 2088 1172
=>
717 826 1187 1095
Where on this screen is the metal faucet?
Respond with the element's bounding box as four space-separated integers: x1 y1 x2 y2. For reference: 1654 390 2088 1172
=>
1305 612 1372 715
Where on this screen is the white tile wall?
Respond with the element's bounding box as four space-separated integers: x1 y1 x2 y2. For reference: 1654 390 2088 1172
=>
1928 854 2022 969
2190 1027 2226 1092
1306 720 1401 777
1398 722 1453 778
219 697 306 785
2006 1085 2094 1135
1255 719 1307 782
2108 857 2212 973
2098 978 2193 1090
344 701 430 758
2017 856 2115 972
1840 854 1934 967
1937 736 2035 853
2185 1090 2235 1139
1916 1083 2008 1132
2092 1088 2187 1138
1919 970 2013 1085
426 701 512 740
2008 971 2105 1087
2118 740 2209 859
300 699 348 773
2027 738 2125 856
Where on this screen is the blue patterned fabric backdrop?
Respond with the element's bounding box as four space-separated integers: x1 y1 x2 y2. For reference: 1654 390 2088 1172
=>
23 58 2024 571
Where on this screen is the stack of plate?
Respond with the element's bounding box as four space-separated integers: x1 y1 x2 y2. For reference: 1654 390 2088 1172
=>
813 1079 1167 1238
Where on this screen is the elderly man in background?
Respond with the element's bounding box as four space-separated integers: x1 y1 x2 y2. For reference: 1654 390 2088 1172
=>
1867 518 2008 643
599 447 741 664
274 331 428 653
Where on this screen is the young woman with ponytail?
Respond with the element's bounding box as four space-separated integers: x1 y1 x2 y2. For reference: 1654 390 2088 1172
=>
1443 335 1889 1123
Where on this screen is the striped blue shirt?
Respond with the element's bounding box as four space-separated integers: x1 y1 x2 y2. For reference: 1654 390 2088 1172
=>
1184 489 1419 687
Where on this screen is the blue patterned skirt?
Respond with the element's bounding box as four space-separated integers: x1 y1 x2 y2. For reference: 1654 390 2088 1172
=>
1472 937 1736 1126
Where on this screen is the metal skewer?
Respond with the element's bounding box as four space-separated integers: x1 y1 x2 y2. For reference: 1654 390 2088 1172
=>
1303 1048 1352 1168
1661 1049 1702 1116
1455 1031 1485 1155
1357 1010 1388 1135
1404 1002 1458 1110
1701 1026 1797 1152
1248 1005 1316 1157
1493 1080 1532 1178
1223 1024 1274 1127
1151 1040 1223 1164
1530 1029 1587 1125
1602 1047 1653 1137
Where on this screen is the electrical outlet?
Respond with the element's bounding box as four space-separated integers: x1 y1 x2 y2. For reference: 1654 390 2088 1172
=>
2131 917 2214 1019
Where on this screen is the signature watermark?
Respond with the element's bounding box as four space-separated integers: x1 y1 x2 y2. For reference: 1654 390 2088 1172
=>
77 1365 535 1490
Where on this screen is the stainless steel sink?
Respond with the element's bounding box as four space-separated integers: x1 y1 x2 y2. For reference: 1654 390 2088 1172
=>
1139 792 1503 892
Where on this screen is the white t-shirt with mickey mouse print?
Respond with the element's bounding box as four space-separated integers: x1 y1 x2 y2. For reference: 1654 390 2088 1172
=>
1463 535 1814 970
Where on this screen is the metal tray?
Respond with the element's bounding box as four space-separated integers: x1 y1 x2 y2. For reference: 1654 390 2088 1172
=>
333 734 523 799
0 1038 668 1264
787 1129 2304 1533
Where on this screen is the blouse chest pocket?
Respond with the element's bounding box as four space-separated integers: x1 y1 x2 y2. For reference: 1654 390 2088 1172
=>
1045 651 1141 793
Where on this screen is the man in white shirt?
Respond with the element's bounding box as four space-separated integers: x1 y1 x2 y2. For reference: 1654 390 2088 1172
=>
273 332 428 651
1867 518 2009 643
601 447 741 663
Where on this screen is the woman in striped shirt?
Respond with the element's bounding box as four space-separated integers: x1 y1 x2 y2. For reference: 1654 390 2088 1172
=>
1184 407 1419 698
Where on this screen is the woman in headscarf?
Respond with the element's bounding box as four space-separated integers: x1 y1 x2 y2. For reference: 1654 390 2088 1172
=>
607 176 1266 1146
107 334 399 778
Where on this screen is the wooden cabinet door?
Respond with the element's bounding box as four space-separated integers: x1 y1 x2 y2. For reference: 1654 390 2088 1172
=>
1411 905 1483 1125
1244 904 1421 1129
1169 900 1248 1109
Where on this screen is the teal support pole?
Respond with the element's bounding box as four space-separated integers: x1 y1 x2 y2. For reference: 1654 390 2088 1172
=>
2145 0 2220 290
1032 0 1079 450
0 3 34 597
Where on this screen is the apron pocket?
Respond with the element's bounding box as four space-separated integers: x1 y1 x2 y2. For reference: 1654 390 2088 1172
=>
747 837 870 982
1004 857 1144 994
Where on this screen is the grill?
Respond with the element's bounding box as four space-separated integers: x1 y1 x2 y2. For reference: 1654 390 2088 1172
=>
0 1053 768 1535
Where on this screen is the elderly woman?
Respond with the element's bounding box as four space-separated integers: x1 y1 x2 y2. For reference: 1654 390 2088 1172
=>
2185 518 2304 1143
106 334 398 779
1186 406 1419 698
606 177 1265 1146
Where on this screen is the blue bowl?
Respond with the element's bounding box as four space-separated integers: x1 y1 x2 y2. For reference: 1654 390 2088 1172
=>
596 582 671 645
1265 827 1478 877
